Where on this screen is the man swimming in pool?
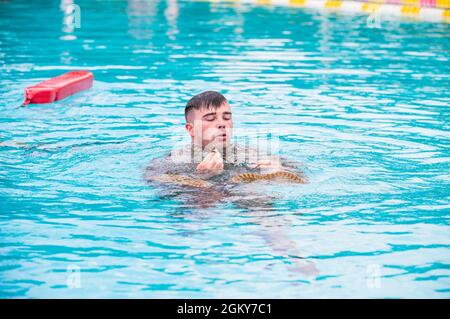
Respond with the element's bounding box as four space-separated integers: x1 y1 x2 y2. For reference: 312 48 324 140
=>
145 91 307 188
144 91 316 278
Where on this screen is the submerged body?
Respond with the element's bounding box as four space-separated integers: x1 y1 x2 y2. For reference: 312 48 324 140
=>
144 142 317 278
145 142 308 191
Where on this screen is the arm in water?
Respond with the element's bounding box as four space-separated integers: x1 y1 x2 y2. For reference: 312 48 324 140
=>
145 148 223 188
245 150 309 183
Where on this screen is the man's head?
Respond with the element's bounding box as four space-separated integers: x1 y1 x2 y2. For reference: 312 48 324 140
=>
185 91 233 150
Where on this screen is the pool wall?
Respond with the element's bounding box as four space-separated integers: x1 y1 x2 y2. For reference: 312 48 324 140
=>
203 0 450 23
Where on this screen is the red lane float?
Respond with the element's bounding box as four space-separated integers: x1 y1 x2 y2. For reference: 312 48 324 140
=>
23 71 93 106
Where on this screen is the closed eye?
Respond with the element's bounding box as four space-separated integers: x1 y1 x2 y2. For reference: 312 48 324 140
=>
223 112 232 120
203 114 216 121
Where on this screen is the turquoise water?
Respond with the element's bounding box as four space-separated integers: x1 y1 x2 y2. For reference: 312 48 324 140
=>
1 0 449 298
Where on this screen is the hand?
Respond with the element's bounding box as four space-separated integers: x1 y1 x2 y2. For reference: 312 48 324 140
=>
196 148 224 171
248 159 283 173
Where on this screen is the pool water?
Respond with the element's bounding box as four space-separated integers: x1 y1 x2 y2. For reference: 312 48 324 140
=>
0 0 449 298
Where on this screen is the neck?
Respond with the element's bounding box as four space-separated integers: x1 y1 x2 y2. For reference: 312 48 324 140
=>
190 141 229 154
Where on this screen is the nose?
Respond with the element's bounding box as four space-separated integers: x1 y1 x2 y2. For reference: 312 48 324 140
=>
216 118 226 130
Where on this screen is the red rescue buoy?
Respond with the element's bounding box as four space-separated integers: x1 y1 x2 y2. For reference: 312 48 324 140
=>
23 71 93 106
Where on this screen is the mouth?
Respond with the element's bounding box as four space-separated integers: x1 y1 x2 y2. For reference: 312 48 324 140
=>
216 133 227 140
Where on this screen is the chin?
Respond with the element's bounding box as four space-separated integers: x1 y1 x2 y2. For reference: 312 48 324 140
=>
209 139 229 150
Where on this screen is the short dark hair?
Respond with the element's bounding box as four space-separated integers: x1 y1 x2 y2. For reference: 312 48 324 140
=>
185 91 227 122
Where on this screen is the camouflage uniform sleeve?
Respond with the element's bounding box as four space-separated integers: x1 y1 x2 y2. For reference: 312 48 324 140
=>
144 156 168 180
144 152 213 187
278 156 309 181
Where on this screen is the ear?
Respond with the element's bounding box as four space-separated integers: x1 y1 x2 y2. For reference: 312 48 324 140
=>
185 122 194 137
